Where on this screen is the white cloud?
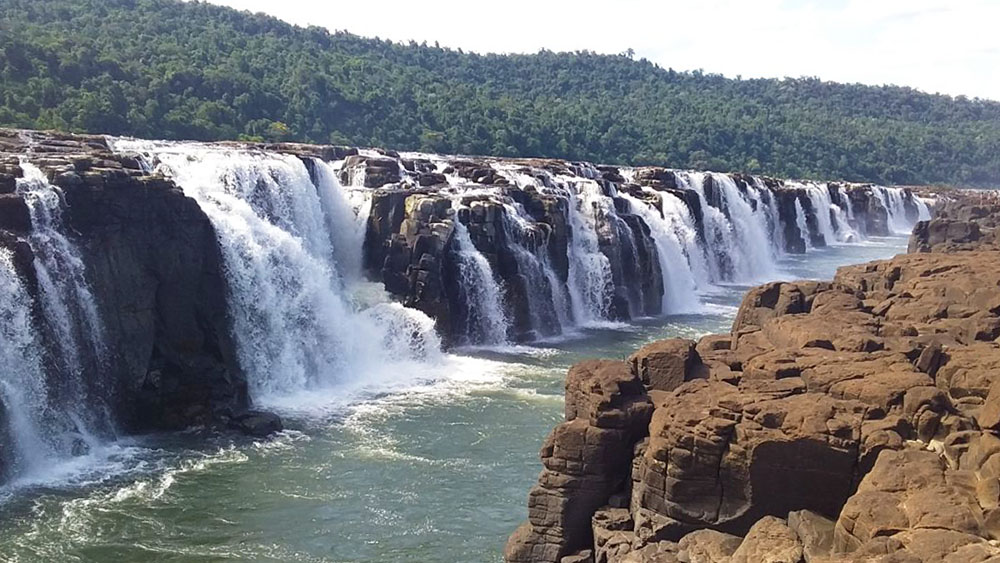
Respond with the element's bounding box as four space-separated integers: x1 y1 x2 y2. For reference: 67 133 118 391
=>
201 0 1000 100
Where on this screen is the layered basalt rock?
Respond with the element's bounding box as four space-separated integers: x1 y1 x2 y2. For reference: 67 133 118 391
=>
908 191 1000 253
0 130 256 436
505 360 654 562
507 197 1000 562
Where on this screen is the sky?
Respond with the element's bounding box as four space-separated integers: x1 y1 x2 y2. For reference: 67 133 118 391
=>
201 0 1000 101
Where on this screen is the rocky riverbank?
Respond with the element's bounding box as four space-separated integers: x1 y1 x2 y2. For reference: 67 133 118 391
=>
505 191 1000 562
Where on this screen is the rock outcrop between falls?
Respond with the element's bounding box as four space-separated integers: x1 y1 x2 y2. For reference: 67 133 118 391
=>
506 190 1000 562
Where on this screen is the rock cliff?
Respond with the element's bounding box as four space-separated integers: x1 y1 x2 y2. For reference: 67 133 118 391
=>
0 130 254 439
506 190 1000 562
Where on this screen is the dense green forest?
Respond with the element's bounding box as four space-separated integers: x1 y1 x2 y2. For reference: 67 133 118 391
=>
1 0 999 186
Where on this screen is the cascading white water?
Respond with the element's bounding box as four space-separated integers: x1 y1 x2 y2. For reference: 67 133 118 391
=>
801 184 838 245
449 214 511 346
751 178 787 256
310 161 369 285
659 189 714 288
110 141 442 402
675 172 728 282
111 139 934 359
710 174 779 281
562 178 616 325
916 197 932 221
794 198 812 250
0 249 55 478
619 192 700 313
498 202 570 336
16 163 110 443
875 187 915 234
677 172 778 283
810 183 860 243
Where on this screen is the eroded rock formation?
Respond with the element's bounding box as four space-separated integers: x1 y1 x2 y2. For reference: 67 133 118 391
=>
507 191 1000 562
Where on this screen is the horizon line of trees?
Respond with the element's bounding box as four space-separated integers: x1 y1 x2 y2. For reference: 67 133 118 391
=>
1 0 999 187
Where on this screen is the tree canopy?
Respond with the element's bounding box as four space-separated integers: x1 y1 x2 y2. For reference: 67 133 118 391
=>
2 0 999 186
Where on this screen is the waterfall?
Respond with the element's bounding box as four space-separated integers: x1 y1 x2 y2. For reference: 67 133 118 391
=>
799 182 862 245
916 197 932 221
16 163 111 445
829 202 859 242
828 187 860 242
0 249 55 479
449 212 511 346
661 189 713 288
1 163 115 484
563 178 616 325
802 184 837 245
109 139 934 354
676 172 727 281
310 160 369 285
498 202 569 337
752 178 786 257
677 172 778 283
711 174 779 280
619 192 700 313
875 187 915 234
111 141 441 403
794 198 812 250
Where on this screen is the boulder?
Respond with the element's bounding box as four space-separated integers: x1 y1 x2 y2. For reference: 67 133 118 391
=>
628 339 704 392
729 516 803 563
592 508 635 563
833 449 993 558
676 528 742 563
339 154 401 187
632 381 864 537
228 410 283 437
787 510 834 562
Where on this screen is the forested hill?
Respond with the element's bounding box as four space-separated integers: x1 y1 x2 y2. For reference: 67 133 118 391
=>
2 0 999 186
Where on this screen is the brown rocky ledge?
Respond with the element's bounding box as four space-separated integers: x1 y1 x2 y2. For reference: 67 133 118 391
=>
506 191 1000 562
